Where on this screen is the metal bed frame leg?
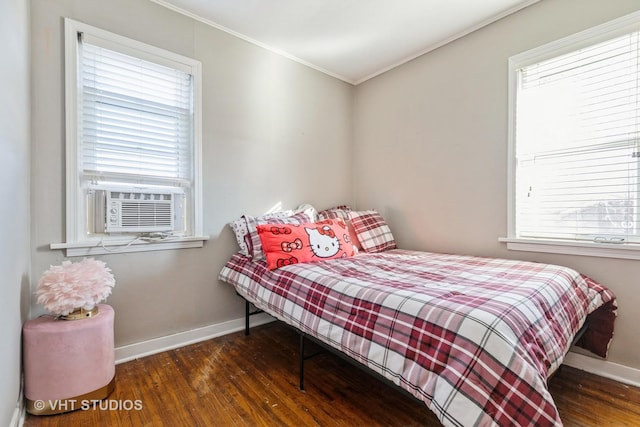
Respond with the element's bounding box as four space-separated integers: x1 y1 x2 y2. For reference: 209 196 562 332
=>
299 334 305 390
238 293 320 393
298 333 323 391
245 299 250 336
239 294 263 336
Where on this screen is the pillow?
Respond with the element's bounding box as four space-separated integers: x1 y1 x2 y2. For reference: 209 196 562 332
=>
229 210 293 256
317 205 361 250
296 203 319 222
257 218 357 270
317 205 352 220
348 210 397 253
248 211 314 261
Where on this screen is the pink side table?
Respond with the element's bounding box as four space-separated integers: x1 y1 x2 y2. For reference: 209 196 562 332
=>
23 304 115 415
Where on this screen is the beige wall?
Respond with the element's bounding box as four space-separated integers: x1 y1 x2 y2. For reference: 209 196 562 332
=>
28 0 640 378
354 0 640 370
0 0 31 424
30 0 353 347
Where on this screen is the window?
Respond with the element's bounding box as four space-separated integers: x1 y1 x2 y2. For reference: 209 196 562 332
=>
54 19 206 256
505 11 640 259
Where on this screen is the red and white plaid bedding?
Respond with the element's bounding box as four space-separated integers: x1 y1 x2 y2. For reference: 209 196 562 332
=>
219 249 616 426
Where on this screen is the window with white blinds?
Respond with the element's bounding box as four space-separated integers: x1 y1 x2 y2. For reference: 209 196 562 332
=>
79 37 194 187
61 19 204 254
510 14 640 247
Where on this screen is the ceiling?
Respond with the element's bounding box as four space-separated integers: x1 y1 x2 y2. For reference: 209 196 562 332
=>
151 0 539 85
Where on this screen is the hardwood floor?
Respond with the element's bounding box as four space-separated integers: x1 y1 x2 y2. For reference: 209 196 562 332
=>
24 322 640 426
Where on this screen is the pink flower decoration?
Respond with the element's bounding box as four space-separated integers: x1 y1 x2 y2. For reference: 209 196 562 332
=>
36 258 115 316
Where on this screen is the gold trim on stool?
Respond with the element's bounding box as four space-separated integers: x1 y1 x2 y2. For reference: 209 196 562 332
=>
59 306 99 320
26 375 116 415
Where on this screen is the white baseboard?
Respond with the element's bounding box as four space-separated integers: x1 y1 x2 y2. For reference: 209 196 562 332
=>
10 406 24 427
115 313 274 364
563 351 640 388
9 406 23 427
113 315 640 392
11 374 25 427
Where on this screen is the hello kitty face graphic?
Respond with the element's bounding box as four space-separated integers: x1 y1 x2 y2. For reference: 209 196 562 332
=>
305 225 341 258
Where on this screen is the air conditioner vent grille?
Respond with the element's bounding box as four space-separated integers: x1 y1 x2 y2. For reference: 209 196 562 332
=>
120 202 173 228
105 190 175 233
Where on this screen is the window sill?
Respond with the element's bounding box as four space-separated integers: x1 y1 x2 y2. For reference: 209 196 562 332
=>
499 237 640 260
50 236 209 257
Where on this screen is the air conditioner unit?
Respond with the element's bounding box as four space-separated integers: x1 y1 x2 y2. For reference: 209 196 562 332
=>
93 188 180 233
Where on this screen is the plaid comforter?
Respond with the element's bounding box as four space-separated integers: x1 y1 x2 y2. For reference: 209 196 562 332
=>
219 249 616 426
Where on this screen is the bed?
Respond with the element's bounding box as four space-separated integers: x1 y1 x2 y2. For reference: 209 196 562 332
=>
219 206 617 427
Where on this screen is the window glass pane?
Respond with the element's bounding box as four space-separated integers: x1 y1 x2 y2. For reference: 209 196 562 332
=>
515 32 640 242
79 41 193 184
64 19 202 247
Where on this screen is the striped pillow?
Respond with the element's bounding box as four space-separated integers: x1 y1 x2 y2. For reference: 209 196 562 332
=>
317 205 352 221
348 210 397 253
229 210 293 256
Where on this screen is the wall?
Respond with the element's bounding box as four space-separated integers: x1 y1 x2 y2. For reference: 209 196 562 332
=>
29 0 640 383
354 0 640 371
30 0 353 348
0 0 31 424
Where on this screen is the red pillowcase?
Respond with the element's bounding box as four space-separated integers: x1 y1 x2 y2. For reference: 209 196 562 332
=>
256 218 357 270
317 206 362 251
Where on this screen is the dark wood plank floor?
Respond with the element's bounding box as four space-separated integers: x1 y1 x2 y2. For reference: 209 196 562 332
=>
24 322 640 426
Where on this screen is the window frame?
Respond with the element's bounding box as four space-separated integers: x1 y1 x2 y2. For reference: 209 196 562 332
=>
53 18 207 256
503 10 640 260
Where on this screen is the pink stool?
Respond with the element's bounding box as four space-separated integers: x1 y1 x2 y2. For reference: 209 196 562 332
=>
23 304 115 415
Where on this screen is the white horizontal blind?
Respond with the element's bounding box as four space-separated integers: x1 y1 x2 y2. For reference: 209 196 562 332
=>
515 31 640 243
79 35 193 187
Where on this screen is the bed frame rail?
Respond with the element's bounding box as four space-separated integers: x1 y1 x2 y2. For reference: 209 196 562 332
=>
239 293 587 393
239 293 416 395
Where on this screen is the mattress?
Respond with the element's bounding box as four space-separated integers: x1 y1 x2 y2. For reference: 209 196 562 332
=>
219 249 616 426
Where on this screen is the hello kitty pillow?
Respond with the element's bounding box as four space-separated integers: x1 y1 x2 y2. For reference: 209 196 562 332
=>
256 218 357 270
